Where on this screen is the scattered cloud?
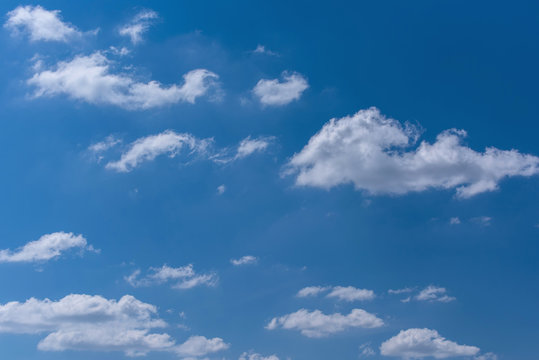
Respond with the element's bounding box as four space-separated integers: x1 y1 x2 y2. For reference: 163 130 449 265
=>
285 107 539 198
231 255 258 266
28 52 219 109
266 308 383 337
239 351 280 360
235 136 274 159
253 72 308 106
0 294 227 358
450 217 461 225
126 264 218 290
415 286 456 303
119 9 158 44
388 288 414 295
359 343 376 357
0 232 96 263
89 135 121 154
380 328 480 359
471 216 492 227
105 131 212 172
4 5 81 42
296 285 374 301
253 44 279 56
474 353 498 360
217 184 226 195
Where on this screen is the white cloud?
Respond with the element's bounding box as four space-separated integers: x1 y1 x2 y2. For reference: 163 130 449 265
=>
296 286 330 298
28 52 219 109
296 285 374 301
231 255 258 266
266 308 383 338
88 135 121 155
253 44 279 56
380 328 480 359
253 72 308 106
327 286 375 302
4 5 81 42
0 294 227 358
126 264 218 290
217 184 226 195
449 217 461 225
0 232 96 263
474 353 498 360
285 107 539 198
240 351 280 360
119 9 158 44
105 131 212 172
359 343 376 357
471 216 492 227
415 286 456 303
236 136 274 159
388 288 414 295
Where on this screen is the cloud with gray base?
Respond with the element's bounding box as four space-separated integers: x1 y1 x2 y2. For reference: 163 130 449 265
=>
380 328 479 359
28 52 219 110
285 107 539 198
266 308 383 337
0 232 97 263
0 294 228 358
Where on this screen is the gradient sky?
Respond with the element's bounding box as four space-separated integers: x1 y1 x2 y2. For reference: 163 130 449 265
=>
0 1 538 360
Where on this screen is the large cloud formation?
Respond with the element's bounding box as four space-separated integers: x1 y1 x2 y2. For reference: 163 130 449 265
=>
285 107 539 198
0 294 228 358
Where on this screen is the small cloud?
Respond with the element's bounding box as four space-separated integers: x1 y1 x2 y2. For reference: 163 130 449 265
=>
118 9 158 44
217 184 226 195
415 285 456 303
388 287 414 295
359 342 376 357
230 255 258 266
126 264 218 290
450 217 461 225
471 216 492 227
253 44 279 56
253 71 308 106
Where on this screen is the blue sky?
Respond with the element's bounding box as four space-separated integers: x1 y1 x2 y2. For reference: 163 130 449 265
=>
0 1 538 359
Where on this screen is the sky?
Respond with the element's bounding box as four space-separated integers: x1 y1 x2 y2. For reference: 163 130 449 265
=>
0 1 538 359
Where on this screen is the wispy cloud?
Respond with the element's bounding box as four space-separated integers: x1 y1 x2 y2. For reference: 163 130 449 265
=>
119 9 158 44
230 255 258 266
253 72 308 106
126 264 218 290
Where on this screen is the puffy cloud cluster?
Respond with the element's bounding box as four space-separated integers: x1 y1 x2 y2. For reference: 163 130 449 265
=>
0 294 227 358
126 264 218 290
4 5 81 42
28 52 219 109
0 232 96 263
266 308 383 337
297 285 375 301
380 328 480 359
286 107 539 198
253 72 308 106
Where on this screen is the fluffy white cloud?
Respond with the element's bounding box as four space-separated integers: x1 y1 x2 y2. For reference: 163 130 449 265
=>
285 107 539 198
327 286 375 302
28 52 219 109
0 294 227 358
126 264 218 290
266 308 383 337
415 286 455 303
230 255 258 266
105 131 212 172
296 286 330 298
236 136 274 159
253 72 308 106
380 328 480 359
119 9 158 44
240 351 280 360
0 232 96 263
296 285 374 301
4 5 81 42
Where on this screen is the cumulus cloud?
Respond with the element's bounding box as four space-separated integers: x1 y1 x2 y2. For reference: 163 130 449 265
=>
266 308 383 337
28 52 219 109
230 255 258 266
380 328 480 359
102 131 273 172
4 5 81 42
119 9 158 44
126 264 218 290
217 184 226 195
0 232 96 263
253 72 308 106
105 131 212 172
285 107 539 198
296 285 374 301
240 351 280 360
415 286 456 303
327 286 375 302
253 44 279 56
0 294 227 358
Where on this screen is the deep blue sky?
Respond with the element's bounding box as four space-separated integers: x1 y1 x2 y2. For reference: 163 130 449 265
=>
0 1 538 359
